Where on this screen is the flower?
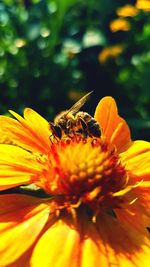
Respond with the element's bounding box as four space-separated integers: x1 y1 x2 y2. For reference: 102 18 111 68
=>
98 45 124 64
116 5 139 17
136 0 150 12
0 96 150 266
110 18 131 32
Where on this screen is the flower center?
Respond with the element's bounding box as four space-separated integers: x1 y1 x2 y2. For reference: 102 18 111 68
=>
39 137 128 215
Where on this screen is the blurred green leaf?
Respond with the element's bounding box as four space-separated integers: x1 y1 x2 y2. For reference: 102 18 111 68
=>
0 0 150 141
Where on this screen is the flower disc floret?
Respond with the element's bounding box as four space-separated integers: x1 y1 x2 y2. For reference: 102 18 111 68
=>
39 137 128 216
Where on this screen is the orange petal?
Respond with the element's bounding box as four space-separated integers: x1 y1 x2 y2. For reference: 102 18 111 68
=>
95 213 150 267
0 194 49 266
121 140 150 180
31 220 81 267
115 203 150 232
132 186 150 222
0 108 51 154
0 193 49 216
94 97 131 152
6 247 32 267
31 212 150 267
0 145 45 190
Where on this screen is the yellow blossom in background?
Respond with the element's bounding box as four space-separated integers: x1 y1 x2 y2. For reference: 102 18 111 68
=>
110 18 131 32
0 96 150 266
116 4 139 17
98 45 124 64
136 0 150 11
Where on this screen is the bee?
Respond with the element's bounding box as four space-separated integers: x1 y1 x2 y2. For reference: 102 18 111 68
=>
49 91 101 140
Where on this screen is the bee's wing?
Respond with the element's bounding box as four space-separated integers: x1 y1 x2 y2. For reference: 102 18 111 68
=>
67 91 93 115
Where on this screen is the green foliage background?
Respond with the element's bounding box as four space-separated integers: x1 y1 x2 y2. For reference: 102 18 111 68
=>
0 0 150 140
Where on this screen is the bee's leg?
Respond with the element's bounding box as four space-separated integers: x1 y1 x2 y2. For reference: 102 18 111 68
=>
49 122 62 141
49 133 60 144
49 134 55 143
49 123 56 143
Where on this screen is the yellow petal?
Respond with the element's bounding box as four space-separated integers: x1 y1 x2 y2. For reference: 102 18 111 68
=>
0 177 31 190
80 219 109 267
0 194 49 266
0 116 46 153
121 140 150 179
0 145 45 190
116 5 139 17
31 220 80 267
0 108 51 154
110 18 131 32
94 97 131 152
23 108 51 149
136 0 150 11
